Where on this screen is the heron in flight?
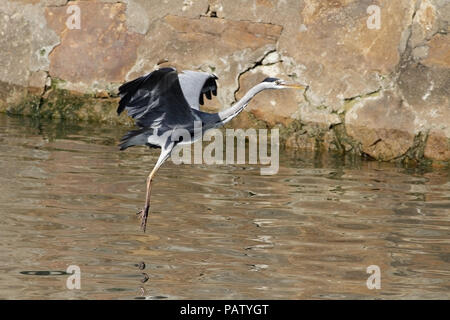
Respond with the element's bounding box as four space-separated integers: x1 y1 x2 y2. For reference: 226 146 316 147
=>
117 67 306 232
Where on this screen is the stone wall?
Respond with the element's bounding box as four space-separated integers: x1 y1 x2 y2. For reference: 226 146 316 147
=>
0 0 448 163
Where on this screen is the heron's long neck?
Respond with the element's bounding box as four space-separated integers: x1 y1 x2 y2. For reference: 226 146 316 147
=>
217 83 266 125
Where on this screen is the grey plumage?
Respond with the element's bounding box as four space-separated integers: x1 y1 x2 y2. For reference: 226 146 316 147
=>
119 128 155 150
178 70 217 110
117 67 219 152
117 67 197 128
117 67 306 232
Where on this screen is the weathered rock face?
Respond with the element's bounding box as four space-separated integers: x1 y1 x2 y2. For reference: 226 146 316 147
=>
0 1 59 111
0 0 448 163
233 52 304 126
45 2 144 91
346 90 416 161
282 0 412 108
128 14 282 112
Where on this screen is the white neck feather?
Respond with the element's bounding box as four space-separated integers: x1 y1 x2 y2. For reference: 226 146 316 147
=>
217 82 271 125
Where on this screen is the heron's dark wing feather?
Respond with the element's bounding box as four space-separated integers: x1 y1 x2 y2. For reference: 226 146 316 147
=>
200 76 217 105
117 67 196 128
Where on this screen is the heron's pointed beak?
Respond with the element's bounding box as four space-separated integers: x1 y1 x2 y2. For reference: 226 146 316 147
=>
283 83 308 91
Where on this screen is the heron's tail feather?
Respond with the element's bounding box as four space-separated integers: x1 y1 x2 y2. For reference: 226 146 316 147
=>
119 129 152 150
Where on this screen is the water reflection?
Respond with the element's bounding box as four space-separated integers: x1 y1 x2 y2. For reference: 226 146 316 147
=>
0 114 448 299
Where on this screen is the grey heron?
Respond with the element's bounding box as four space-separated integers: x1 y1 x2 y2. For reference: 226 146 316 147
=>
117 67 306 232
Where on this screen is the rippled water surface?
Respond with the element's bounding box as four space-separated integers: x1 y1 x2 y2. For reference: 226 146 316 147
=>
0 114 449 299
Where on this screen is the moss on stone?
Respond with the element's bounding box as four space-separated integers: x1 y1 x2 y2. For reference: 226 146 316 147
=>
330 113 361 155
280 119 334 152
6 94 41 118
279 119 304 140
0 84 446 166
399 131 433 166
0 79 133 126
40 88 86 120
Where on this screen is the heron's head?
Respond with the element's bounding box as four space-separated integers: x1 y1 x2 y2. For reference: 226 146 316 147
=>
261 77 308 91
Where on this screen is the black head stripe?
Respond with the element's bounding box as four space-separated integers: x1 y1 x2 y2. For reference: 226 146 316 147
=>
262 77 279 83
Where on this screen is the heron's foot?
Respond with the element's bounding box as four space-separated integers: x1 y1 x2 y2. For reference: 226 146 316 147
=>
137 205 150 232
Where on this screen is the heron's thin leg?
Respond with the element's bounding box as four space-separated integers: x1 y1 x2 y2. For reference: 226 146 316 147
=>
139 166 156 231
138 144 173 232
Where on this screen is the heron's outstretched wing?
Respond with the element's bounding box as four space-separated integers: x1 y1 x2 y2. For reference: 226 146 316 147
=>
117 67 196 128
178 70 218 110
